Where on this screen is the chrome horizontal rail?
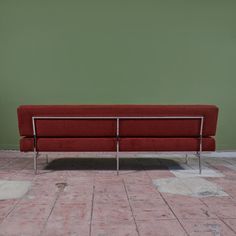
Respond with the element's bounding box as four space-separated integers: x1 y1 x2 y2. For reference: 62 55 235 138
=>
32 116 204 120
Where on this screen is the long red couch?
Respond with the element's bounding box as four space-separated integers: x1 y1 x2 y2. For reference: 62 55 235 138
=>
17 105 218 174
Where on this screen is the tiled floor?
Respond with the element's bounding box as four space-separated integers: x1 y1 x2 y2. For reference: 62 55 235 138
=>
0 151 236 236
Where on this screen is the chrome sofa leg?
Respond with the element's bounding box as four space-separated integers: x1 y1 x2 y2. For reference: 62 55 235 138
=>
116 118 120 176
46 154 49 164
116 152 119 176
197 152 202 174
34 152 38 175
185 154 189 164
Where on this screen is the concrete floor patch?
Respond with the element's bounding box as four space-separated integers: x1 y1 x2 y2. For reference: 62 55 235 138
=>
169 167 224 178
153 177 228 197
224 163 236 171
0 180 31 200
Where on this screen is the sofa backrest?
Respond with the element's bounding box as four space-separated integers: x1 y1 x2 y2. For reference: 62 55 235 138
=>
17 105 218 138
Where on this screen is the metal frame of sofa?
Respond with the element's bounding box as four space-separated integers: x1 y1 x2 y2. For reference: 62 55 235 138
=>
32 115 204 175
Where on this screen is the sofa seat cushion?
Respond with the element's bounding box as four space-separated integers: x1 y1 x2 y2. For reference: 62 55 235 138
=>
120 137 215 151
20 137 215 152
20 138 116 152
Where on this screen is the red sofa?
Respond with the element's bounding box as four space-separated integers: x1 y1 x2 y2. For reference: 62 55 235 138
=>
17 105 218 174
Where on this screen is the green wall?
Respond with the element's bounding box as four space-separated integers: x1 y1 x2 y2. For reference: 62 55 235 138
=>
0 0 236 150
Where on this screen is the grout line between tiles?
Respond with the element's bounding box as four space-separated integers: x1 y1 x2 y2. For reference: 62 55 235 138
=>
39 184 65 236
143 163 190 236
89 184 95 236
198 197 236 234
218 218 236 234
122 179 140 236
0 171 37 225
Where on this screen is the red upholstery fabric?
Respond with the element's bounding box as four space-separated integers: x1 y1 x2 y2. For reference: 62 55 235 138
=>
20 137 116 152
32 119 202 137
34 120 116 137
120 137 215 152
17 105 218 137
20 137 215 152
120 119 202 137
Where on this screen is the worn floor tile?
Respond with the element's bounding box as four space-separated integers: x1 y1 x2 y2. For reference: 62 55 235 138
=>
171 205 217 220
42 203 91 236
43 222 90 236
181 219 236 236
145 169 176 179
137 219 187 236
93 203 134 223
0 200 17 222
223 219 236 233
91 222 138 236
133 206 175 221
202 197 236 219
0 218 45 236
163 193 205 207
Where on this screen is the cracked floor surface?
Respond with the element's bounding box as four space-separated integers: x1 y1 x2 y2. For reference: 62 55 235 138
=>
0 151 236 235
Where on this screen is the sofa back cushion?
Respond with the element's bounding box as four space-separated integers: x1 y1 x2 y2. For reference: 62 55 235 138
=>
17 105 218 137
